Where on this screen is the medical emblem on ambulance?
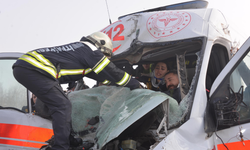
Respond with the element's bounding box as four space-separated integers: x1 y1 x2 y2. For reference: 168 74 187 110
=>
147 11 191 38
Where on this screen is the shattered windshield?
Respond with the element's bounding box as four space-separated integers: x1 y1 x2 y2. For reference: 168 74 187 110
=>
131 38 204 128
167 51 202 128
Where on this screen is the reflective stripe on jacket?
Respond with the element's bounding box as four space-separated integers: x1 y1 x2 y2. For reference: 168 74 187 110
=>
13 41 138 89
19 51 92 79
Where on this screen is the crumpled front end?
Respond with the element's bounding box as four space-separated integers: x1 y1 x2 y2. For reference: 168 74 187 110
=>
68 86 186 150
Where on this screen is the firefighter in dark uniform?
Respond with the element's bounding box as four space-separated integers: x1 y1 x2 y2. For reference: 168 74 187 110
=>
12 32 140 150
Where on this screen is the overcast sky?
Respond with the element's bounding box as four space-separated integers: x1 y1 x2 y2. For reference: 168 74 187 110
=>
0 0 249 87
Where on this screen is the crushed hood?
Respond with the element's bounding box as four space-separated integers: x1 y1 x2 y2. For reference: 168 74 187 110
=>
68 86 181 148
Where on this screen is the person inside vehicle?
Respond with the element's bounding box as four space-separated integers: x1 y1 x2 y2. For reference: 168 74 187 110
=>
22 93 37 113
143 61 169 91
163 70 181 104
133 63 153 80
12 32 140 150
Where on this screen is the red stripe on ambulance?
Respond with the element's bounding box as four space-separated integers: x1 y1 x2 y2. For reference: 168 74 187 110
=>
0 123 53 148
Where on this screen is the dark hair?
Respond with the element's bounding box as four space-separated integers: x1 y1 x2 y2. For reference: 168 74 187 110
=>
152 61 169 70
165 69 178 76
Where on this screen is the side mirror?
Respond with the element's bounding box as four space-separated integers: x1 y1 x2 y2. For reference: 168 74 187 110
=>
205 85 246 136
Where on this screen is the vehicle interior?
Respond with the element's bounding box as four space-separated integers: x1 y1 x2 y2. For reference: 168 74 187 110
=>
112 37 204 88
206 44 229 97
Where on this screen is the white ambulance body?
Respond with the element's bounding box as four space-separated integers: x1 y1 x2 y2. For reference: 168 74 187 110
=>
0 53 53 150
1 1 250 150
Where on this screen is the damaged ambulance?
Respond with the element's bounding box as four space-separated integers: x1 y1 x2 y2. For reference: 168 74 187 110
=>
1 0 250 150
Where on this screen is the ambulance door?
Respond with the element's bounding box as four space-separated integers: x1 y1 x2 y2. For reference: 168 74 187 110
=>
206 37 250 150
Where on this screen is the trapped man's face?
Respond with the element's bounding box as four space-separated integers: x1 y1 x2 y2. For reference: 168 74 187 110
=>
165 73 179 90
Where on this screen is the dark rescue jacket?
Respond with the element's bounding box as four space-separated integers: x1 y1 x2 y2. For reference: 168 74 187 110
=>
13 40 139 89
